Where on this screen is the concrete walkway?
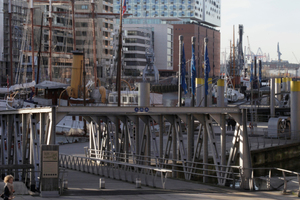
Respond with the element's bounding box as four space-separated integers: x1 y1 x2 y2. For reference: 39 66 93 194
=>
12 168 300 199
8 141 299 199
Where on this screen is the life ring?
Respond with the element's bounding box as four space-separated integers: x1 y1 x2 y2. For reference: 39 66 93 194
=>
249 123 253 129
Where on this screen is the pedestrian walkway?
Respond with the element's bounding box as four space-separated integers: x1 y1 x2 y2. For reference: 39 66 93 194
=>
13 169 300 199
31 138 299 200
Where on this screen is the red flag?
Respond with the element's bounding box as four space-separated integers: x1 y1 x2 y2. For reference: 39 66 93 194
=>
122 0 126 16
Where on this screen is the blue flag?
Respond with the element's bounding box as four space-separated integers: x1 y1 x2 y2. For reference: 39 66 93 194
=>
181 43 187 94
191 45 196 95
250 61 253 82
204 44 210 95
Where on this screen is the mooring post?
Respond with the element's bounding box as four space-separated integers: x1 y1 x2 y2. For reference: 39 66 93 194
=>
240 109 252 189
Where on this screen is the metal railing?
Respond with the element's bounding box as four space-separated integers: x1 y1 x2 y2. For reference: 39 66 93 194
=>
59 151 300 195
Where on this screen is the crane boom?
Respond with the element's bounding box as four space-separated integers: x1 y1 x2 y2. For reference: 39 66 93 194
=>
293 52 299 64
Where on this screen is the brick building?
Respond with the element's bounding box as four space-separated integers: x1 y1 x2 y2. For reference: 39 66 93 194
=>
172 23 220 78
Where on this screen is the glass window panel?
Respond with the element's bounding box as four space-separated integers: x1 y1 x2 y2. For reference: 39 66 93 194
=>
167 48 172 54
161 11 168 16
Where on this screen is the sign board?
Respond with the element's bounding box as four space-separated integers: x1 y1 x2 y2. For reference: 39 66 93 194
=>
42 151 58 178
40 145 59 197
134 107 149 112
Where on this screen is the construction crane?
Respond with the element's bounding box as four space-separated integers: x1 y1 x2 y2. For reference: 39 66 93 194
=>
246 36 254 61
293 52 299 64
277 42 282 62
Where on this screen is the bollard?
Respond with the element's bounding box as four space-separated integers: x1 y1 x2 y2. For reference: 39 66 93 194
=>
136 178 141 188
99 178 105 189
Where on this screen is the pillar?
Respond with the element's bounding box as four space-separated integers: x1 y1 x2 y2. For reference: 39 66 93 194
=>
270 78 275 118
275 78 281 101
291 81 300 138
287 77 291 91
207 78 212 107
217 79 224 107
138 82 150 107
239 109 252 189
282 77 287 92
196 78 205 107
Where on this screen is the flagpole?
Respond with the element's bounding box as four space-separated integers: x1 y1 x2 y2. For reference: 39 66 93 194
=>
178 35 183 107
204 38 208 107
191 36 196 107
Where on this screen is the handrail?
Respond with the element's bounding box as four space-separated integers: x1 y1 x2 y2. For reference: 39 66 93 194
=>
79 149 300 193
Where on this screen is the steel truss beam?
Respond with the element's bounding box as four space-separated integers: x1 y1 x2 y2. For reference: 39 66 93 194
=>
0 107 251 189
0 108 55 191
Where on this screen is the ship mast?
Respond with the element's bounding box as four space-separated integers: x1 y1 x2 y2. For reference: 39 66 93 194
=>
91 0 98 86
48 0 53 81
233 25 235 89
8 0 13 84
30 0 35 81
71 0 76 50
116 0 123 107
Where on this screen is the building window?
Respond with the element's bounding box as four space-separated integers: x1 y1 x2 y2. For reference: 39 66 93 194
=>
122 96 127 103
81 5 88 10
109 96 114 103
129 97 134 103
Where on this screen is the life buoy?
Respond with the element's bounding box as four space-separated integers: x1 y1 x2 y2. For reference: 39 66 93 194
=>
249 123 253 129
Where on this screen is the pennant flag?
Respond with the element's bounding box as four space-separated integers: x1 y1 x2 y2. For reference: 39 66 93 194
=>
250 61 253 82
191 44 196 95
181 43 187 94
122 0 127 16
204 44 210 95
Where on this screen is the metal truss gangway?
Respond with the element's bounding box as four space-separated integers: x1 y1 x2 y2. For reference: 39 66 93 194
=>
0 106 253 191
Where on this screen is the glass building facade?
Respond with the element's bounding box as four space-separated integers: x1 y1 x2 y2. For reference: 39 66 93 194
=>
114 0 221 27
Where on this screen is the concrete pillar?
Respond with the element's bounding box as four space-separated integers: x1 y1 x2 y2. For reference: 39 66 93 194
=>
275 78 281 101
138 83 150 153
270 78 275 118
196 78 205 107
282 77 287 92
217 79 225 107
207 78 212 107
138 82 150 107
287 77 291 91
239 109 252 189
291 81 300 138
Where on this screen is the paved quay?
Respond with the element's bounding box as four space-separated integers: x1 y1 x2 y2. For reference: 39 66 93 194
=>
13 135 300 200
12 168 300 199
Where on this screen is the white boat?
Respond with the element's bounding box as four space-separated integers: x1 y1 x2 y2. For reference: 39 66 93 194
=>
226 88 244 102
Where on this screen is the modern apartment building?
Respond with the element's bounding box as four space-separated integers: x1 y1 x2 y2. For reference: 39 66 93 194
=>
113 0 221 77
73 0 114 80
0 0 27 86
115 22 173 77
1 0 114 85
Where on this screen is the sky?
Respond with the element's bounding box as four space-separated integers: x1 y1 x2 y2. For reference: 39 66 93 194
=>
220 0 300 64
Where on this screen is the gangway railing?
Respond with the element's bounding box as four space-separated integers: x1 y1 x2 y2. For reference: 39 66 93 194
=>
60 152 300 196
